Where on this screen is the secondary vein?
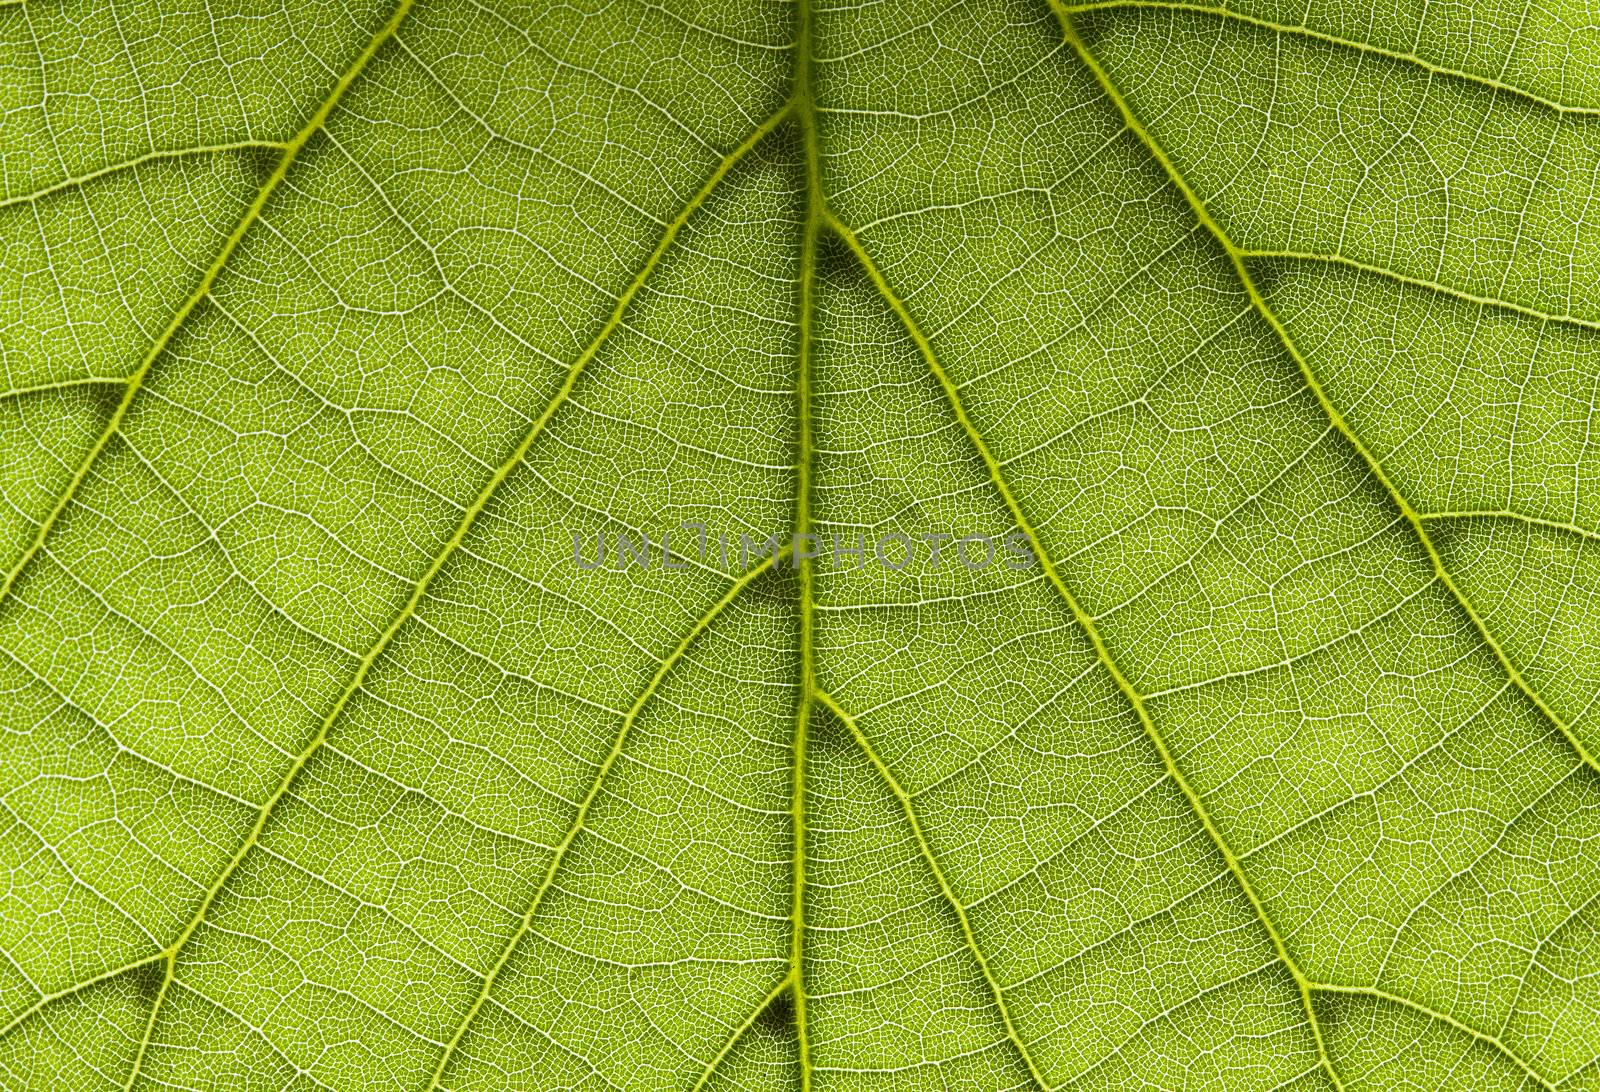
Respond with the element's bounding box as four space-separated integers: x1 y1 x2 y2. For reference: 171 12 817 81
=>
1047 4 1600 1085
0 0 411 616
1060 0 1600 117
1307 982 1554 1089
1242 249 1600 333
813 688 1052 1090
110 1 420 1083
1418 509 1600 544
828 191 1352 1090
0 141 289 212
0 35 788 1076
424 555 777 1090
691 972 795 1091
1047 2 1600 787
413 93 791 1092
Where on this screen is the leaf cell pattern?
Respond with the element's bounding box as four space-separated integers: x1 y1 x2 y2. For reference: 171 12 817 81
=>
1 0 1599 1088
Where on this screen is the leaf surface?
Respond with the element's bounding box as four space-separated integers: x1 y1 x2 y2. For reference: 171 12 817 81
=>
1 0 1599 1088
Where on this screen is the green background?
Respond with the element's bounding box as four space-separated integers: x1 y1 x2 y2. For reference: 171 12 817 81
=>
1 0 1599 1086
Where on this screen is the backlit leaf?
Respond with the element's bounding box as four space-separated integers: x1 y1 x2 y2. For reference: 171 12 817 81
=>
2 0 1598 1088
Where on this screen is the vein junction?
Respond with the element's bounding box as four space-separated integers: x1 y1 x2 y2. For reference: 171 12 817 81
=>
0 0 1595 1087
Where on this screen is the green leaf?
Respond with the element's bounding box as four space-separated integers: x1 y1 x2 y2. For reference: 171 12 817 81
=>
2 0 1599 1087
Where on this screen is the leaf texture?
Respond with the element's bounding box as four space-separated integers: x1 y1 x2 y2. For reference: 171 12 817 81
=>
1 0 1599 1088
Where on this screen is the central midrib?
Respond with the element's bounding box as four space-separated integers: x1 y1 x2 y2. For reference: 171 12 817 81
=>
4 1 1582 1087
790 0 820 1083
